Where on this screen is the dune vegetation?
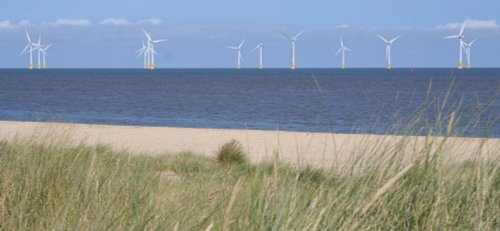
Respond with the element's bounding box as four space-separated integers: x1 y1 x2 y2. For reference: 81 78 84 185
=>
0 133 497 230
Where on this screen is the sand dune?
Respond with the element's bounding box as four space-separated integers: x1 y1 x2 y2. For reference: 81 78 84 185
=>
0 121 498 168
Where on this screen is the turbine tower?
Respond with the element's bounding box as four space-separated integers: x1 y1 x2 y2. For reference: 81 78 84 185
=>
252 43 264 70
462 39 477 69
227 40 245 69
281 30 305 70
377 35 400 70
335 36 351 69
34 35 43 69
20 31 36 70
142 29 166 70
40 44 52 69
443 20 466 70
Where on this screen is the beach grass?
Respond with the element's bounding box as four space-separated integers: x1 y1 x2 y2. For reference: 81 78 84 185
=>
0 133 497 230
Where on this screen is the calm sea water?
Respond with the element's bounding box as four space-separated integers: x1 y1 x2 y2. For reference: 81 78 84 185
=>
0 68 498 137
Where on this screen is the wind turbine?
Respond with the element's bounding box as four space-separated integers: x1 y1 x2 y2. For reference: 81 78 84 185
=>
252 43 264 70
142 29 166 70
443 20 466 70
137 40 150 69
377 35 400 69
20 31 36 70
462 39 477 69
34 35 43 69
227 40 245 69
281 30 305 70
40 44 51 69
335 36 351 69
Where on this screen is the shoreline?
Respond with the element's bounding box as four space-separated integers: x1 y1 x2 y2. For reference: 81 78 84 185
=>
1 120 498 167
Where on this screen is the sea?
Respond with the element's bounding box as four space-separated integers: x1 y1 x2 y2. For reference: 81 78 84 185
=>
0 68 498 137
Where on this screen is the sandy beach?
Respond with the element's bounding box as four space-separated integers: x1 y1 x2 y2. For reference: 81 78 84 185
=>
1 120 498 168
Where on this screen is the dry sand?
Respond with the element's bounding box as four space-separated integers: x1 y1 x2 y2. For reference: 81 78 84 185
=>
0 121 498 168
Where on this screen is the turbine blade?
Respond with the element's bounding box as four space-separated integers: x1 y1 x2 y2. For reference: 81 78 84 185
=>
142 28 152 41
44 44 52 50
459 20 466 36
293 30 305 39
227 46 238 50
377 35 388 43
335 48 342 57
37 35 41 46
25 30 31 43
443 35 459 39
153 39 166 43
251 45 260 52
469 39 477 46
20 44 30 55
238 39 245 49
340 36 344 47
390 36 401 44
345 47 351 52
280 32 291 39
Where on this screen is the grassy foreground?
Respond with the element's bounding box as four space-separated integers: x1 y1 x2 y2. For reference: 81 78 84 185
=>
0 137 498 230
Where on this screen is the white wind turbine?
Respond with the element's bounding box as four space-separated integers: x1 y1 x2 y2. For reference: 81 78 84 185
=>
377 35 400 69
462 39 477 69
443 20 466 70
335 36 351 69
281 30 305 70
137 40 151 69
33 35 44 69
227 40 245 69
20 31 37 70
251 43 264 70
40 44 52 69
142 29 166 70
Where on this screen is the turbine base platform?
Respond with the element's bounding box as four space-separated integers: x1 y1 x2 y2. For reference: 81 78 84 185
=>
291 63 296 70
458 63 463 70
29 64 33 70
258 64 263 70
342 64 346 69
387 64 392 70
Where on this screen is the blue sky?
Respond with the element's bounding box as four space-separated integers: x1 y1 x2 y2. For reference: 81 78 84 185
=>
1 0 499 68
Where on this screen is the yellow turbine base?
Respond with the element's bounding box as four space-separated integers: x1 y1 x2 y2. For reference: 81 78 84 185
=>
342 64 346 69
237 64 240 70
258 64 263 70
291 63 296 70
458 63 463 70
387 64 392 70
467 64 471 69
29 64 33 70
150 64 155 70
37 64 41 69
144 65 148 69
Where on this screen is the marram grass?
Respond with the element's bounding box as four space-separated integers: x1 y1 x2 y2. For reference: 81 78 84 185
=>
0 135 497 230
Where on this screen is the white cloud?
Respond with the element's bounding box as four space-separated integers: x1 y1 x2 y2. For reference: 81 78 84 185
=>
18 20 31 27
100 18 131 26
336 24 350 29
0 19 30 29
137 18 162 25
435 19 499 30
0 20 15 29
43 19 92 27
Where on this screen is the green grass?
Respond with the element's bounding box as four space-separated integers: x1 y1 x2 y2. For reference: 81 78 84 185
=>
0 136 497 230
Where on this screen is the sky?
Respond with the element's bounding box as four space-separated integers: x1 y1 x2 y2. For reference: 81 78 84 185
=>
1 0 499 68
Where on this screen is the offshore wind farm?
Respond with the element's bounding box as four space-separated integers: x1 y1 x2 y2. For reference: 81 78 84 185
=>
14 19 489 70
